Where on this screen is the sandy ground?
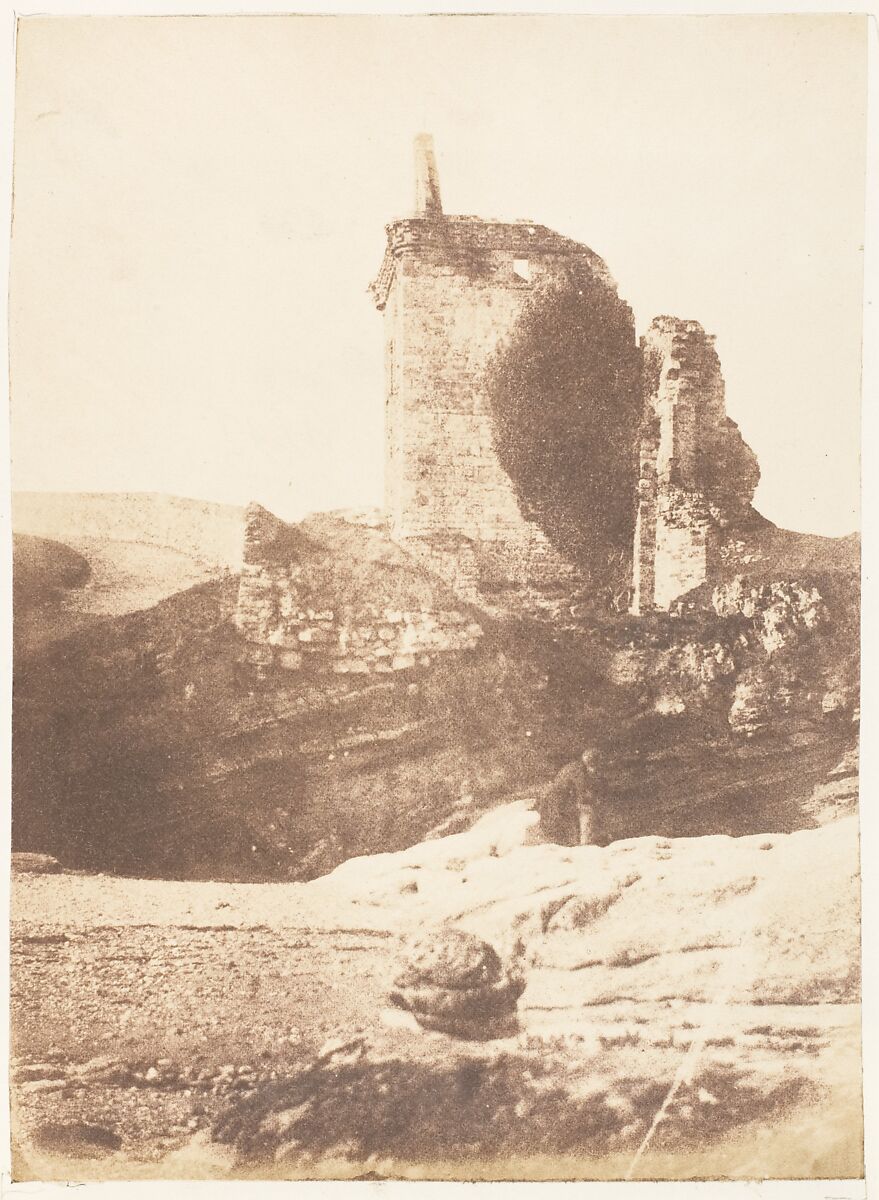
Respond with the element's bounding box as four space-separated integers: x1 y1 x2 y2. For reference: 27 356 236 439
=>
10 804 863 1182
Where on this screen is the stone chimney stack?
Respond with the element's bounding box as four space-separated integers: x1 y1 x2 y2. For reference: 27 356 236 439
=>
414 133 443 217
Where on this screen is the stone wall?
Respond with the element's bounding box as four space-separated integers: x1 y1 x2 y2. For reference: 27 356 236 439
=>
234 504 483 676
371 207 633 595
632 318 759 613
238 604 483 678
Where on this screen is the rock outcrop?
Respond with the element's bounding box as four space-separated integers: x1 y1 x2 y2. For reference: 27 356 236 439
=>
11 763 860 1178
389 928 525 1039
223 791 859 1176
318 801 860 1017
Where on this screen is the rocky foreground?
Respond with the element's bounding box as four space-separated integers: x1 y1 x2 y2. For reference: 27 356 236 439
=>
10 767 862 1182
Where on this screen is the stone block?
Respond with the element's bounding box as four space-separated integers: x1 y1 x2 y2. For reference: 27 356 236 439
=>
242 644 273 667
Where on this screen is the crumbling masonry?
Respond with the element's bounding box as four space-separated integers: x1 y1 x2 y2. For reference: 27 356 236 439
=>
632 318 759 613
234 503 483 676
370 135 759 613
369 135 631 598
236 136 765 664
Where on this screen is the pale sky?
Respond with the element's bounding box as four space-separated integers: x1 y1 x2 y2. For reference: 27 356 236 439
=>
9 14 867 535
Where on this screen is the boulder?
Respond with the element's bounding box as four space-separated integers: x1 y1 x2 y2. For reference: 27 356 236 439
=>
393 927 502 990
32 1121 122 1158
389 927 525 1040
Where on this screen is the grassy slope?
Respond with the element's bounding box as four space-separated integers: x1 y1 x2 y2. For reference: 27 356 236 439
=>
12 491 244 565
12 494 245 655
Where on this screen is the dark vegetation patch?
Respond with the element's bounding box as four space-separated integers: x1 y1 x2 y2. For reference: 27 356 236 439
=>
32 1121 122 1157
13 534 91 606
485 272 642 580
212 1047 813 1171
12 577 624 879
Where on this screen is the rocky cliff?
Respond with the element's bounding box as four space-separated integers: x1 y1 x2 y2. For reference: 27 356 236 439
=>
12 499 859 881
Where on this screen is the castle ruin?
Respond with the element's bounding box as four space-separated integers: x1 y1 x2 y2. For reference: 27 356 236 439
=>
370 135 759 613
236 136 768 671
632 318 760 613
369 135 630 598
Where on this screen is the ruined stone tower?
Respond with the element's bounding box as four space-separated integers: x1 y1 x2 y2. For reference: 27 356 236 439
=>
369 134 635 595
632 317 760 613
370 136 761 614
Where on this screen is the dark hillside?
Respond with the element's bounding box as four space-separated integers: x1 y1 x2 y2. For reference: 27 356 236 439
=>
12 534 98 657
11 492 244 654
13 575 617 879
12 548 858 882
13 534 92 600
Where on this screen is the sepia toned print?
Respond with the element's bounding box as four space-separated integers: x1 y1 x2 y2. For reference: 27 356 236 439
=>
7 14 865 1183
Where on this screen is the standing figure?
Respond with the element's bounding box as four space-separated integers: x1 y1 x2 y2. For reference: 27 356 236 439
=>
537 748 604 846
